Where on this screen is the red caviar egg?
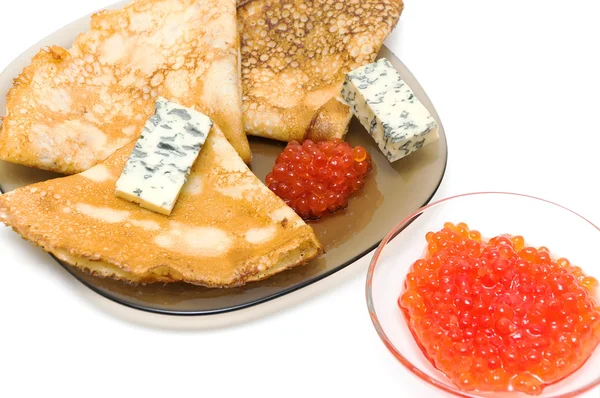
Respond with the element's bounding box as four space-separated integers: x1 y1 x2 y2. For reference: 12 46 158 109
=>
399 222 600 395
266 139 372 219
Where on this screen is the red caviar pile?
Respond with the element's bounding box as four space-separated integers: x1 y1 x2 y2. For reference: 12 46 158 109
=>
399 222 600 395
266 139 372 219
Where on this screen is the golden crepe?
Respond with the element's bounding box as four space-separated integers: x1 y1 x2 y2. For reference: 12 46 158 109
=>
0 0 251 175
0 127 321 287
238 0 404 143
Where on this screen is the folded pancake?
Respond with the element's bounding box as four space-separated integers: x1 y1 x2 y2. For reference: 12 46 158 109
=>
0 0 251 175
0 126 321 287
238 0 404 143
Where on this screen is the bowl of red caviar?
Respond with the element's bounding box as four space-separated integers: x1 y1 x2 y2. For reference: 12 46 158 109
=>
366 192 600 397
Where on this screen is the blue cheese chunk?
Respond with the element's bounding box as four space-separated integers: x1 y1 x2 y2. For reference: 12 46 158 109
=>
115 97 213 215
341 58 439 162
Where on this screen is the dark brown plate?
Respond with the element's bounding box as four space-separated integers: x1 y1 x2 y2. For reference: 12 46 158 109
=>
0 5 447 315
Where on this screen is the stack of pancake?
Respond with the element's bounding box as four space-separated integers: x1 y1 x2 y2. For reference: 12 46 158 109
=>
0 0 403 287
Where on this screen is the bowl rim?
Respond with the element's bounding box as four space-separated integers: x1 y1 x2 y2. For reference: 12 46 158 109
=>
365 191 600 398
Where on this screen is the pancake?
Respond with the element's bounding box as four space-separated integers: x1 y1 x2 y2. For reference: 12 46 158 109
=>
0 0 251 175
238 0 404 143
0 126 321 288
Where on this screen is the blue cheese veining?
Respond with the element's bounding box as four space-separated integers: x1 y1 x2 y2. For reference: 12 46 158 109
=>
115 97 213 215
341 58 439 163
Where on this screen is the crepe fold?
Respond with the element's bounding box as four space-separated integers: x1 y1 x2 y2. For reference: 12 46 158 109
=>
0 0 251 174
238 0 404 143
0 126 321 287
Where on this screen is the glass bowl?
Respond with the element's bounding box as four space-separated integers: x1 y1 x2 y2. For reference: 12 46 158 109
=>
366 192 600 398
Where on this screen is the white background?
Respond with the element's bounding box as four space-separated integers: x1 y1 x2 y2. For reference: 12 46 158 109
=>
1 0 599 397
